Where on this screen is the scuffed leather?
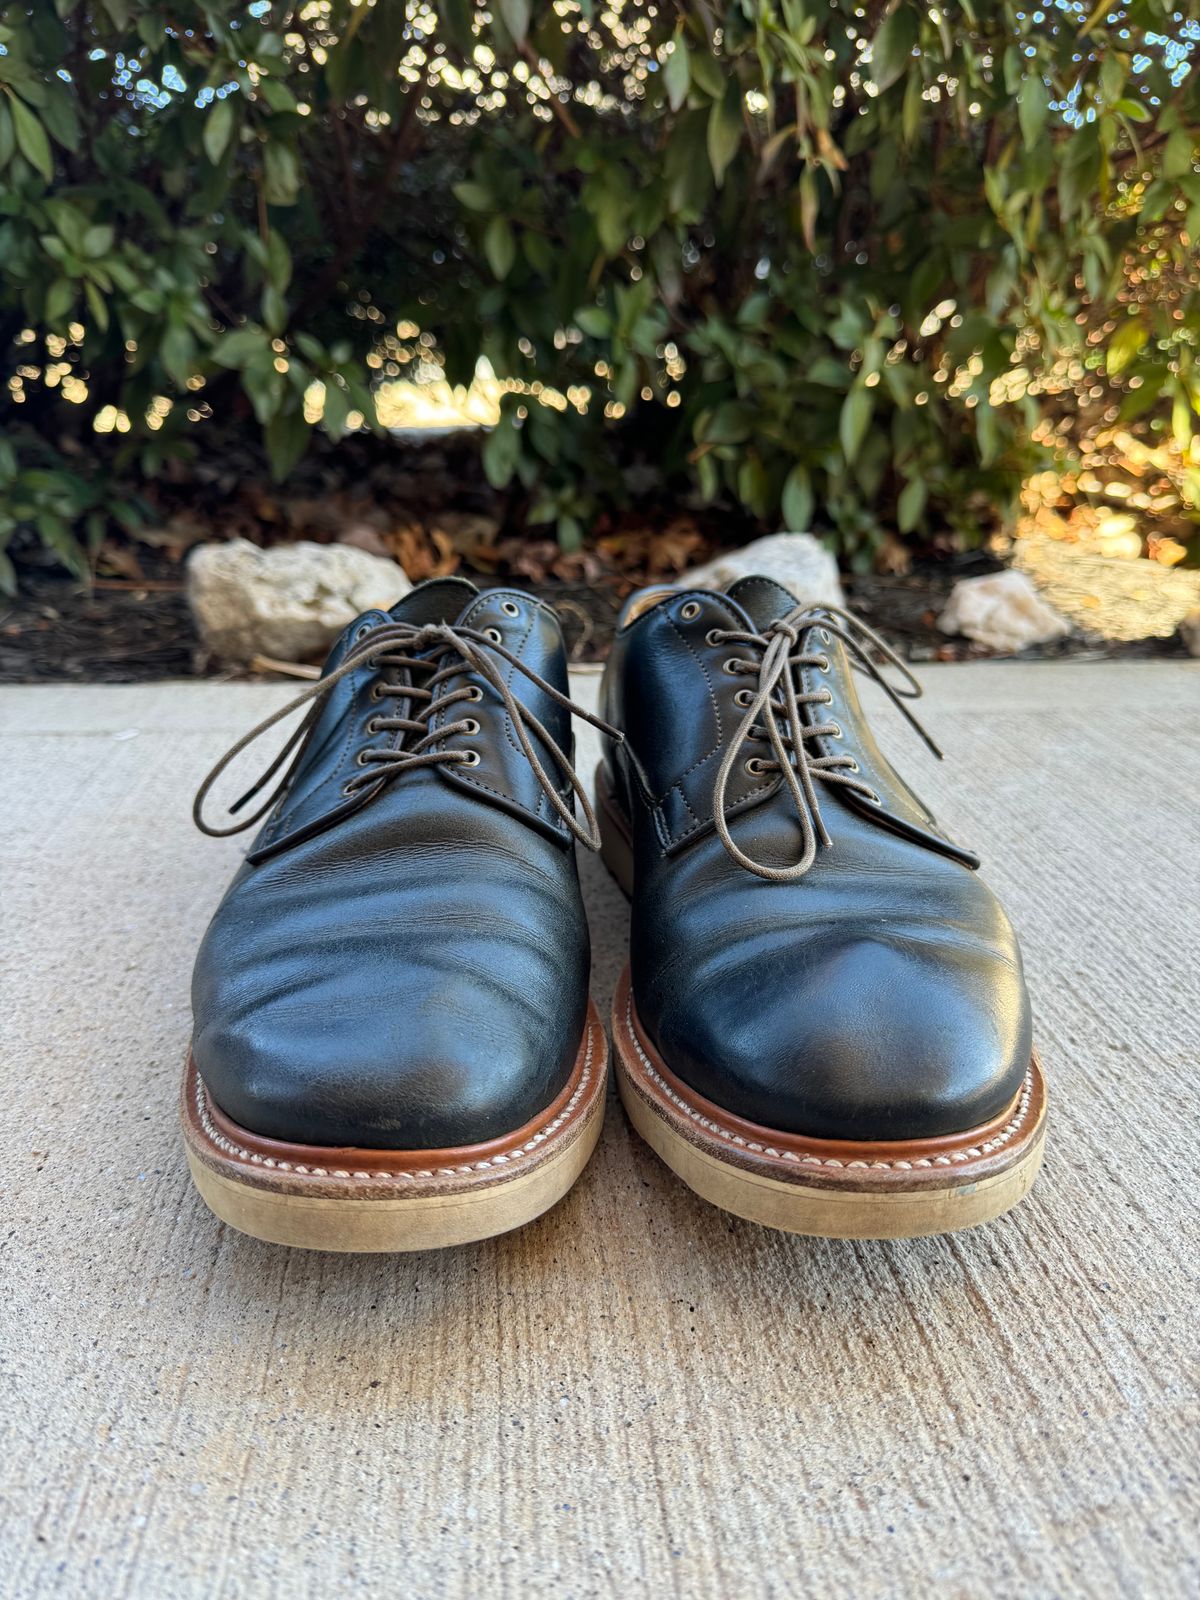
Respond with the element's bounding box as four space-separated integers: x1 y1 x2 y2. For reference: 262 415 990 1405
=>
601 578 1032 1141
191 582 589 1149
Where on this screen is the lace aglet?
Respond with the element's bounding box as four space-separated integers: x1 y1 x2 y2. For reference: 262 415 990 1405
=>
229 778 268 815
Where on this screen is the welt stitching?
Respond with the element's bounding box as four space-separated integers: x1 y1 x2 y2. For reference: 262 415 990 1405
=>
624 994 1035 1171
195 1027 595 1183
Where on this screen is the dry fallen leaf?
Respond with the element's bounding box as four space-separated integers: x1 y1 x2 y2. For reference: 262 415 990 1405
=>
1148 536 1187 567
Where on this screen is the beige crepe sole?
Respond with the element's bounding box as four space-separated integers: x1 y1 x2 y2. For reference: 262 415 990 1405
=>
611 968 1046 1240
181 1001 607 1252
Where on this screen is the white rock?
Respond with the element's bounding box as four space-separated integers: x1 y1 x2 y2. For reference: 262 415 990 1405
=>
938 570 1070 654
187 538 411 664
678 533 845 608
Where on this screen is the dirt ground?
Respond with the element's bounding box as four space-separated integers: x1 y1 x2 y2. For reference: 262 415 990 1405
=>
2 541 1194 685
2 429 1197 682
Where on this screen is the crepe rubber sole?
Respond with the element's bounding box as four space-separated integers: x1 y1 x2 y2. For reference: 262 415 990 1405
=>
181 1000 607 1252
596 766 1047 1240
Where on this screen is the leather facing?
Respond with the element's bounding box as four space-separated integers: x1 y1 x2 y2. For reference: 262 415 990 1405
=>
603 576 976 868
601 578 1033 1143
191 581 590 1150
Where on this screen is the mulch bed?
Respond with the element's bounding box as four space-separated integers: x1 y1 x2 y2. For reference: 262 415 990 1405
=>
0 428 1190 682
1 544 1185 685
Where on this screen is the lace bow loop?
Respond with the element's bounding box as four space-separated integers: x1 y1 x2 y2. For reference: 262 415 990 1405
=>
710 604 941 883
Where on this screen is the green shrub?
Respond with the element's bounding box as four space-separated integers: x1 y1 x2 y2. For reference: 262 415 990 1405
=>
0 0 1197 589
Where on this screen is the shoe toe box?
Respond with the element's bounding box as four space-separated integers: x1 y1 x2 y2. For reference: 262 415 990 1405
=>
649 928 1032 1143
190 857 588 1151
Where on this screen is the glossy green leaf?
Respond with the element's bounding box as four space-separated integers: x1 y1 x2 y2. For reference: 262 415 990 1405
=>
870 6 918 93
203 98 236 165
897 476 926 533
1018 75 1050 150
497 0 529 45
10 97 52 181
484 215 516 279
707 82 742 189
575 307 610 338
45 277 73 321
839 387 873 464
452 180 493 213
1106 317 1147 375
781 466 814 532
0 100 14 169
266 408 311 481
321 380 351 439
664 38 690 112
82 224 114 258
1163 128 1195 181
482 413 521 487
85 280 109 332
263 142 299 205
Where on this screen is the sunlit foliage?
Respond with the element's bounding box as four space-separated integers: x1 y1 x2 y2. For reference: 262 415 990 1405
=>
0 0 1197 585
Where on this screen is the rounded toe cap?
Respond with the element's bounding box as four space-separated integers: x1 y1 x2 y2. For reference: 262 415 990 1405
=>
194 1006 570 1150
651 936 1032 1142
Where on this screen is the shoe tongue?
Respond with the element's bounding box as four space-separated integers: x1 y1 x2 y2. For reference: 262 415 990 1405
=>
389 575 479 626
724 574 802 630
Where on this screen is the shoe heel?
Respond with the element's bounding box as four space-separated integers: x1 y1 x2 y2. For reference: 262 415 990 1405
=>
594 763 635 899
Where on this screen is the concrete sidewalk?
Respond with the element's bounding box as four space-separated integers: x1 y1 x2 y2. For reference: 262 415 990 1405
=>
1 663 1197 1599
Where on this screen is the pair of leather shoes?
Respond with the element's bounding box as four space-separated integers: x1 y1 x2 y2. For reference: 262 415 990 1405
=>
184 577 1045 1250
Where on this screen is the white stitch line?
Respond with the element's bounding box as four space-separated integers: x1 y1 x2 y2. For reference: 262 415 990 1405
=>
194 1028 595 1185
623 994 1035 1172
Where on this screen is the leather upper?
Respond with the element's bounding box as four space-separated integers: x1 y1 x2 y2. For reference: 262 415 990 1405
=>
601 575 1033 1142
191 579 590 1149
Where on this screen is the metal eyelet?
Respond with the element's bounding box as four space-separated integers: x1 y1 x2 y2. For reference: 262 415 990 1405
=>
484 627 502 644
721 658 742 676
462 718 479 735
460 749 480 767
706 629 724 646
745 757 768 776
866 790 881 804
819 628 831 645
366 717 382 735
816 655 830 672
828 722 843 738
370 681 385 700
342 781 356 797
846 759 860 773
680 601 701 621
465 684 483 702
500 599 520 617
821 690 834 706
734 688 754 708
355 750 372 767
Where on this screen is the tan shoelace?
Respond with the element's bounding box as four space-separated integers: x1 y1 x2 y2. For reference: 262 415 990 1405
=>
194 617 622 851
709 604 942 882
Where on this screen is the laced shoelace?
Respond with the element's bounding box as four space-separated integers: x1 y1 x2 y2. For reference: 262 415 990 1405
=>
709 603 943 882
194 618 622 851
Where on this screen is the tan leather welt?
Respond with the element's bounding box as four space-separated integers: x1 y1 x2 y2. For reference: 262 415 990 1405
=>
189 1007 596 1172
619 968 1040 1163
